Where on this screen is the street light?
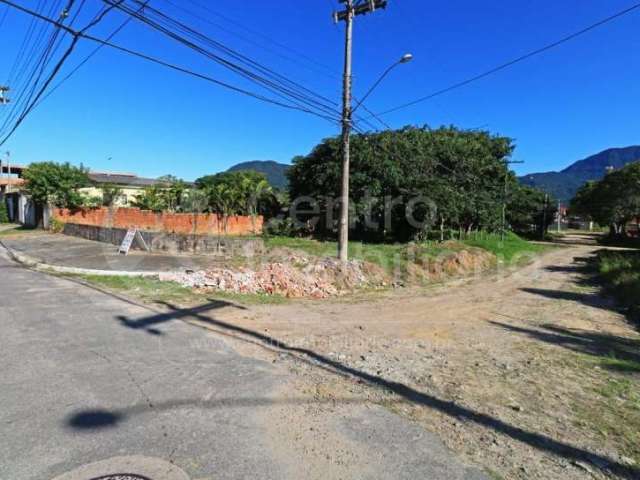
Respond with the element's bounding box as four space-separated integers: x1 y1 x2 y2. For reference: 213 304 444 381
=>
337 53 413 262
352 53 413 114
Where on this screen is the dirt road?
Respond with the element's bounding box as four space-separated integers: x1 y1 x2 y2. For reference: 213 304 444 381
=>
196 237 639 479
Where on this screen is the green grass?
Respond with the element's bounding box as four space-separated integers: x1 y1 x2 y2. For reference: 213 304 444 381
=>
68 274 287 306
265 236 459 273
265 232 546 273
597 355 640 374
462 231 548 264
570 352 640 466
0 225 40 237
595 250 640 320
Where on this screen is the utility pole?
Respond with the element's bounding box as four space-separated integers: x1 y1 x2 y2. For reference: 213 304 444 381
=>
0 86 9 105
334 0 387 262
541 193 549 240
501 160 523 242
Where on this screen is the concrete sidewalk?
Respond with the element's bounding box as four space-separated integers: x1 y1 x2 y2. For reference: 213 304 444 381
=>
1 232 230 273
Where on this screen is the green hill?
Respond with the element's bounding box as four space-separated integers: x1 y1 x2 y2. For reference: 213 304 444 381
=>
227 160 290 189
519 146 640 203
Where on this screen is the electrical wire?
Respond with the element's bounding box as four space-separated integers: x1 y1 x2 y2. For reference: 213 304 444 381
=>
371 1 640 117
0 0 351 145
105 0 346 125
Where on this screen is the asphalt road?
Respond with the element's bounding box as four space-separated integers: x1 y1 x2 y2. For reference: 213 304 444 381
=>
0 248 487 480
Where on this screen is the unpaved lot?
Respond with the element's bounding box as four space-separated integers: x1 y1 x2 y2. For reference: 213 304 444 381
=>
178 237 639 479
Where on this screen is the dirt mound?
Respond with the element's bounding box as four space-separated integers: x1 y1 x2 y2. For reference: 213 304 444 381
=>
405 247 495 283
160 257 388 298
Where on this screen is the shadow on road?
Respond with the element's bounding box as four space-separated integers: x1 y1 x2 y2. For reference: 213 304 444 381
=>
116 299 246 335
490 321 640 368
69 300 640 479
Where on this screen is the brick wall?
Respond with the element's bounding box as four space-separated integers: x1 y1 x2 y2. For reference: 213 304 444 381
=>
53 207 262 236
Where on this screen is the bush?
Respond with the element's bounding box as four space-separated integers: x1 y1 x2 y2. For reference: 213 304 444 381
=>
0 200 9 223
49 217 65 233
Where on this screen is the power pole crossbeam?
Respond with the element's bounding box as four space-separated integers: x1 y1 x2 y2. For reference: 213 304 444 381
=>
335 0 385 262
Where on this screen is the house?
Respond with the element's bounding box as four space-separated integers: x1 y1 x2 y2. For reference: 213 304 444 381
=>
0 164 32 224
81 172 171 206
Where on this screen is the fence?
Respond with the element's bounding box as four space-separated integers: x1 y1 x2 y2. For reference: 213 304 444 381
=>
53 207 262 236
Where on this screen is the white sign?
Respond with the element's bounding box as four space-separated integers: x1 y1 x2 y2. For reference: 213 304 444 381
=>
118 228 149 255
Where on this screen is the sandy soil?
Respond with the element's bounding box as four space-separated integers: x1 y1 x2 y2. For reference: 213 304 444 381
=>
178 235 640 479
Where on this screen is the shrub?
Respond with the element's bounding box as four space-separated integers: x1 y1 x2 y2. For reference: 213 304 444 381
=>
0 201 9 223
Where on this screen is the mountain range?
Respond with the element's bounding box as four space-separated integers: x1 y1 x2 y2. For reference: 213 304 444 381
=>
518 146 640 203
227 160 290 189
226 146 640 203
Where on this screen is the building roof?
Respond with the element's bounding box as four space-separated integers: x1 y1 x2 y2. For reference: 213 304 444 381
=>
0 164 26 175
88 172 166 187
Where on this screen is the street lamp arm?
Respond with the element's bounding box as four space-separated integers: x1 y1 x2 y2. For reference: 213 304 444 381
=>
352 63 397 115
352 53 412 115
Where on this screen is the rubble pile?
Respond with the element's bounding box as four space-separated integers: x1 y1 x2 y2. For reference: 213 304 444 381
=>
160 257 387 298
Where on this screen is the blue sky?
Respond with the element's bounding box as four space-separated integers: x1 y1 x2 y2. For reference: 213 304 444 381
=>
1 0 639 180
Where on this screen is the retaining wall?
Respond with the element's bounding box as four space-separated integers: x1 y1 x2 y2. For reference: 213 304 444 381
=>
53 207 262 236
62 223 265 256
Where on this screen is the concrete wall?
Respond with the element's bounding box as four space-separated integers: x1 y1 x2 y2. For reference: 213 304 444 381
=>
62 223 265 256
54 207 263 236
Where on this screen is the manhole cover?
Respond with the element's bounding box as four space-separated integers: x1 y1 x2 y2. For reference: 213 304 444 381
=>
52 456 190 480
90 476 152 480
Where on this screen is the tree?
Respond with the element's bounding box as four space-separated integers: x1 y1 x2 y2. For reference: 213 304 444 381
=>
22 162 90 209
287 126 515 242
131 185 168 212
571 162 640 237
195 171 273 233
100 183 123 207
508 185 557 237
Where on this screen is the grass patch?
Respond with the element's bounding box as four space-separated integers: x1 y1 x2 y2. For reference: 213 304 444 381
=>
69 274 287 307
594 250 640 320
569 351 640 466
0 225 40 237
462 231 547 264
265 232 544 272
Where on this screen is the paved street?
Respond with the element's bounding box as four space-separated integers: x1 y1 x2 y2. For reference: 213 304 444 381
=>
0 248 486 480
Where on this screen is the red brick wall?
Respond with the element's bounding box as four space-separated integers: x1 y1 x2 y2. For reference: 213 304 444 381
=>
53 207 262 236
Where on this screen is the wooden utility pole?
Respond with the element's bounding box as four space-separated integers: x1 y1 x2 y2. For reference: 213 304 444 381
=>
501 159 523 242
541 193 549 240
334 0 387 262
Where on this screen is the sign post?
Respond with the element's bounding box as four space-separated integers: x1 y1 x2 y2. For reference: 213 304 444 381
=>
118 228 149 255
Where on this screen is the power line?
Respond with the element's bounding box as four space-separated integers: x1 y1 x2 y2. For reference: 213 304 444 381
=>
372 1 640 117
34 1 147 109
105 0 345 124
164 0 387 130
0 0 119 144
0 0 348 144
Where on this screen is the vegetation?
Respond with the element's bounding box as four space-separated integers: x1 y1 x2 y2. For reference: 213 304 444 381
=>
571 162 640 239
265 231 543 272
463 231 547 263
0 201 9 223
72 274 286 306
195 170 274 234
287 126 555 242
0 225 38 237
594 250 640 321
100 183 123 207
22 161 90 208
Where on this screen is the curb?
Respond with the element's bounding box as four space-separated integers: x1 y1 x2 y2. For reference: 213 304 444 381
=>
0 239 163 277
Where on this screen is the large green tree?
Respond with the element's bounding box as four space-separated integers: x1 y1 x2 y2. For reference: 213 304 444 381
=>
571 162 640 237
287 126 515 242
22 162 90 209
